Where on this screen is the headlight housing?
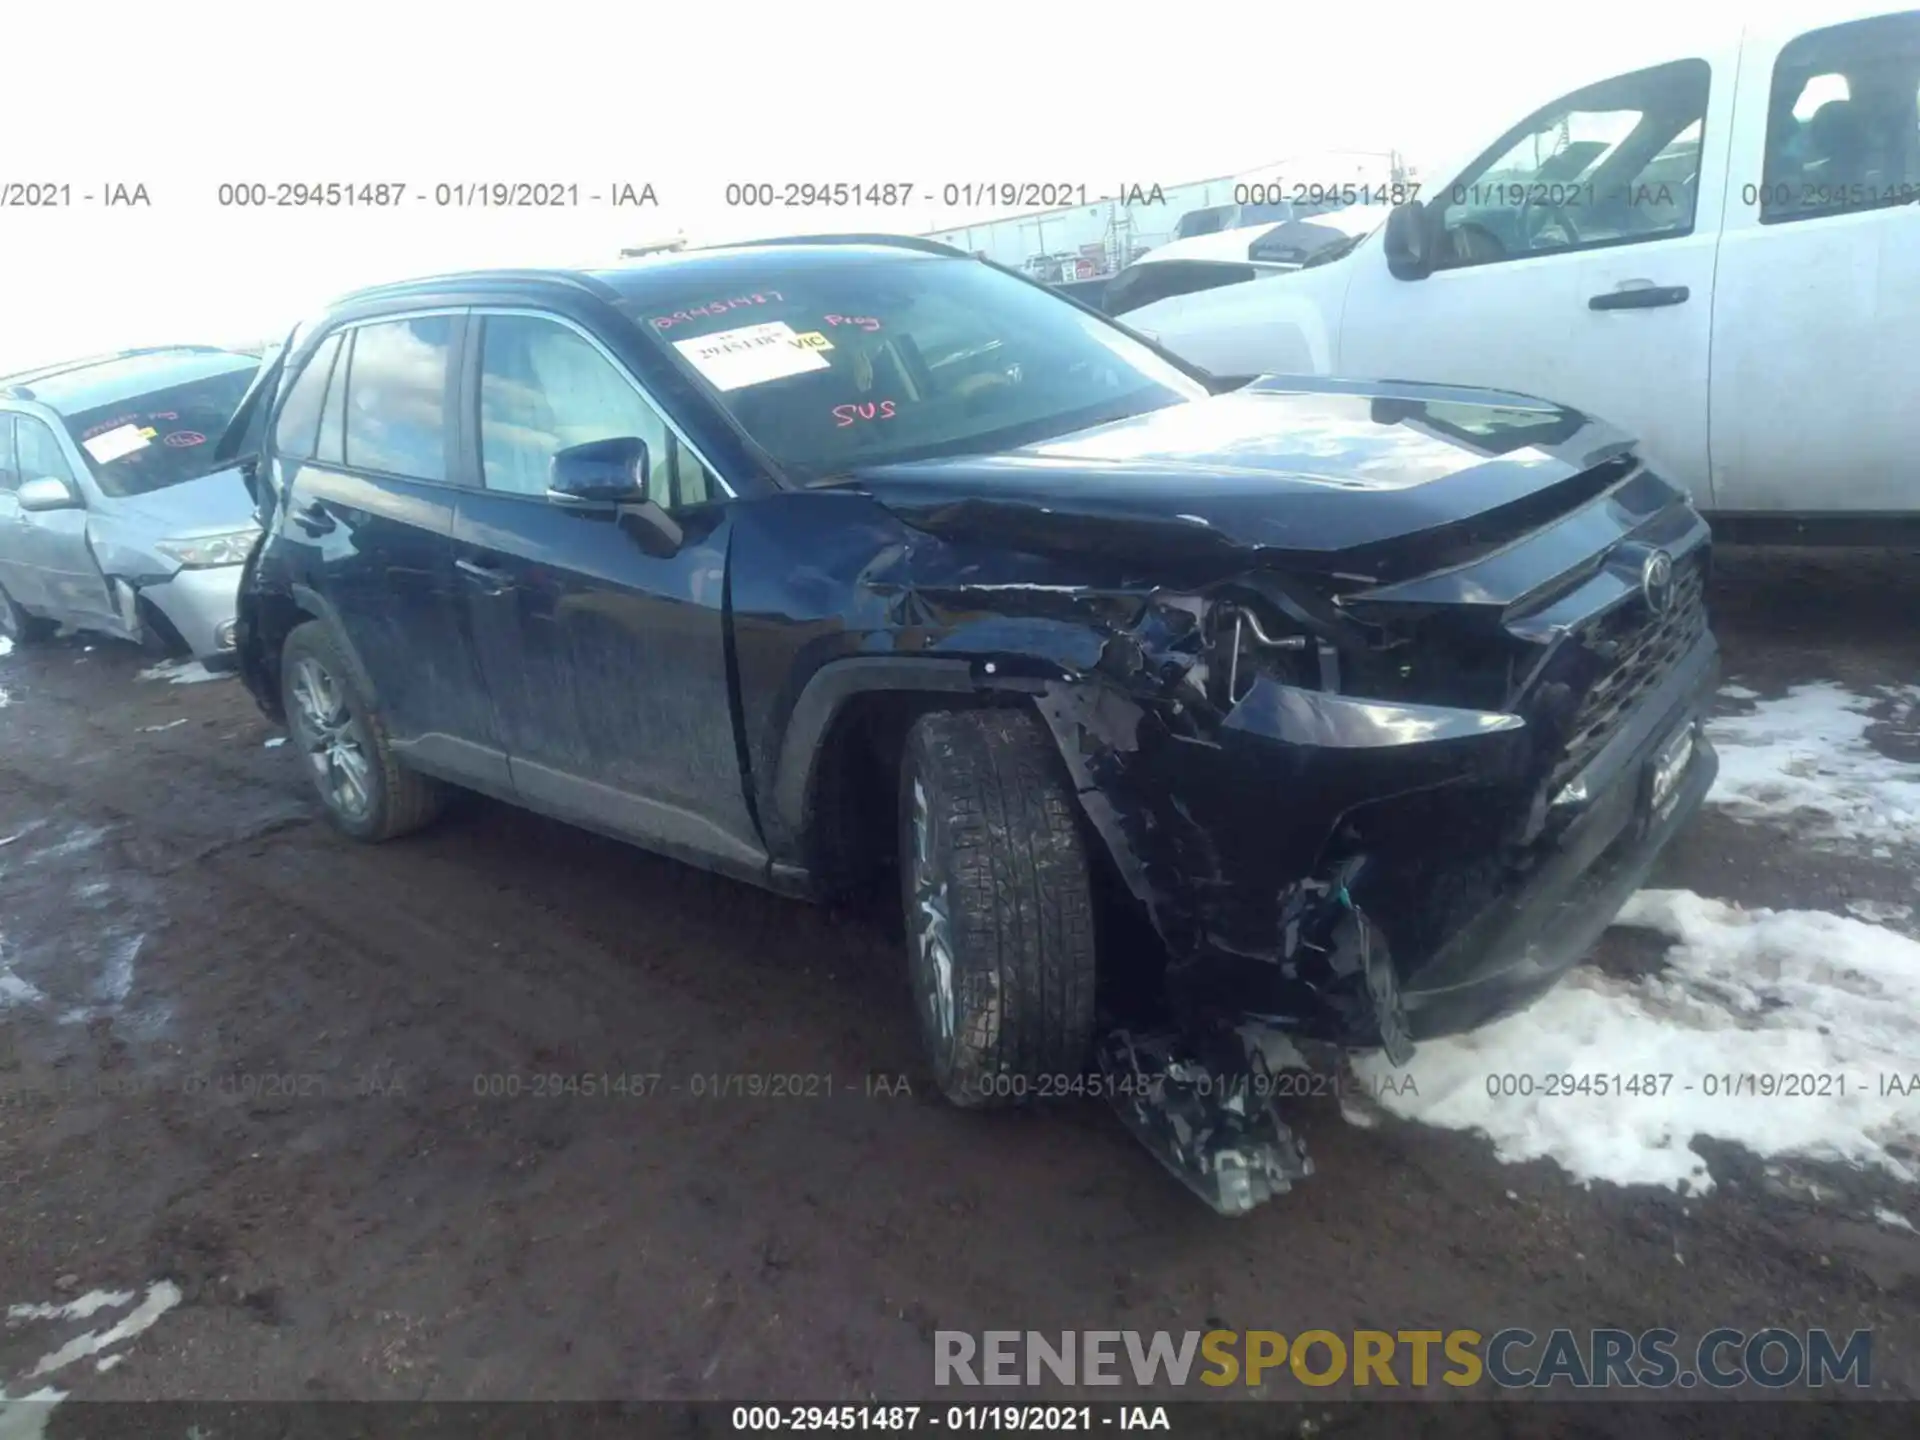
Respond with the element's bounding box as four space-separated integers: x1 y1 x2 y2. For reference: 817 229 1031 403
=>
154 528 259 569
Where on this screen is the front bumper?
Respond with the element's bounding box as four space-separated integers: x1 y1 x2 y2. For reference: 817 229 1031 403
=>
1082 625 1721 1055
1397 633 1719 1039
139 563 244 660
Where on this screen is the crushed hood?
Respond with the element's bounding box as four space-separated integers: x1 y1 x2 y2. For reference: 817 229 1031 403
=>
842 377 1640 584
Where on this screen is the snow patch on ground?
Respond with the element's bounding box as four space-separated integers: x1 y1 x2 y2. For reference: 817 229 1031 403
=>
7 1292 134 1323
24 1281 181 1380
1352 890 1920 1193
0 1281 178 1434
136 659 223 685
1876 1206 1917 1234
0 938 45 1009
1707 682 1920 849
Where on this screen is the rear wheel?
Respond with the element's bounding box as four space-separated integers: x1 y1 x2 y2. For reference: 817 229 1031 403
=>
899 708 1098 1108
280 620 446 841
0 582 56 646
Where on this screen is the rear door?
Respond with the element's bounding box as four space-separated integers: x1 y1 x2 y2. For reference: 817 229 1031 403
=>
450 308 763 877
272 313 503 778
11 412 119 627
1708 7 1920 513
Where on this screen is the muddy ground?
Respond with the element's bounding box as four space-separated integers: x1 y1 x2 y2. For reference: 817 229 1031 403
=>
1 548 1917 1433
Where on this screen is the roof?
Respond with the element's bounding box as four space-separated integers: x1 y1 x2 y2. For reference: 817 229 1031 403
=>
322 235 977 314
0 347 259 415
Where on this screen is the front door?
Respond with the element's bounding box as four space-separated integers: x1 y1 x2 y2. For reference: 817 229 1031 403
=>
1338 55 1731 508
10 413 120 628
0 415 43 613
451 310 763 877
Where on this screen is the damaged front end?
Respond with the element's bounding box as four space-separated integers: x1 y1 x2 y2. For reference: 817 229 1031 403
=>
847 438 1719 1213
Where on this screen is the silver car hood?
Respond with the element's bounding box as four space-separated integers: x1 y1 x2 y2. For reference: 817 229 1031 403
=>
103 465 255 538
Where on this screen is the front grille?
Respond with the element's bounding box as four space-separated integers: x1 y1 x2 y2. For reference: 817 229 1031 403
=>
1548 551 1707 793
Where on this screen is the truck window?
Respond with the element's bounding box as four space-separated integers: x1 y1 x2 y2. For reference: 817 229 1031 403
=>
1758 11 1920 224
1432 58 1711 270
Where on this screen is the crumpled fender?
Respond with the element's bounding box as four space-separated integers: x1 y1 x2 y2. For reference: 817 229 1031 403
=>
84 513 182 589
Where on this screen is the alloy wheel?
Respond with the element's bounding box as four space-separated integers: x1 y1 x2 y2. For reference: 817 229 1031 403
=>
289 656 374 822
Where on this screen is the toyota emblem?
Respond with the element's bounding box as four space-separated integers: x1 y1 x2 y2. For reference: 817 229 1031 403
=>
1641 550 1675 615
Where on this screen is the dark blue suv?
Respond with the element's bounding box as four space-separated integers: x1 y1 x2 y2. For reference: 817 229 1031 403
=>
222 236 1719 1213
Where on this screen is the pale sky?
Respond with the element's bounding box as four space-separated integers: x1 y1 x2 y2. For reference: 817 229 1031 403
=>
1 0 1738 373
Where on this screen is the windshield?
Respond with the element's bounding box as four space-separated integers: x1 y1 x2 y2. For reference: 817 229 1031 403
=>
65 365 258 497
634 255 1209 479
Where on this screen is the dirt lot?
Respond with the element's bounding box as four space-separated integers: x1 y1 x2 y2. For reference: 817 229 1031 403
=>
2 548 1918 1431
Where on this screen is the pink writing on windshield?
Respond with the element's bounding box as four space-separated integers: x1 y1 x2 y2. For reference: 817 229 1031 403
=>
649 293 785 331
832 400 897 427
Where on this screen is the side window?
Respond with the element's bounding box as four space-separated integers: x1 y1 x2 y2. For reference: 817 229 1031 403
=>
272 333 341 460
315 331 350 465
0 416 17 492
476 313 718 507
15 416 77 485
343 315 454 482
1434 58 1710 269
1760 12 1920 224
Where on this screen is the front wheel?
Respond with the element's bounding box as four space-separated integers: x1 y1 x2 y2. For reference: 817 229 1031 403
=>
280 620 446 841
899 708 1098 1108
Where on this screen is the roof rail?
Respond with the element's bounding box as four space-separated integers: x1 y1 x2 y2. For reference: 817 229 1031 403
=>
708 233 973 260
328 268 622 307
0 344 238 389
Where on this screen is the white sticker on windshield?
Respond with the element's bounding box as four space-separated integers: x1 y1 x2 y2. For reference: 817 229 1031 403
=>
674 321 831 391
83 423 151 464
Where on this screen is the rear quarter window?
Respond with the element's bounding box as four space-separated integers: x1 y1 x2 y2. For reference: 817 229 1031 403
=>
272 334 342 460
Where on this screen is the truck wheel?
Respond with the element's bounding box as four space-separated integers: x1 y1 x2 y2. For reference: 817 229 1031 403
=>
280 620 446 842
0 582 56 645
899 708 1098 1108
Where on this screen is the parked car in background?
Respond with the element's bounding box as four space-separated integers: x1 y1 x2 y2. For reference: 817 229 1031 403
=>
1122 3 1919 537
1095 205 1391 318
224 238 1718 1214
0 346 263 657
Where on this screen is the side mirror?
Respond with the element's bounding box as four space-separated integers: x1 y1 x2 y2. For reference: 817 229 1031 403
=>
16 476 80 512
547 436 649 506
546 435 684 556
1382 201 1434 281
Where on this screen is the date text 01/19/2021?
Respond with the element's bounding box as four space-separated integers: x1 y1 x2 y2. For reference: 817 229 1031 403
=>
730 1406 1169 1431
1481 1071 1912 1098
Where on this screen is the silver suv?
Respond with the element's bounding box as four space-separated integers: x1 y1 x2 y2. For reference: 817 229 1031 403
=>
0 347 261 659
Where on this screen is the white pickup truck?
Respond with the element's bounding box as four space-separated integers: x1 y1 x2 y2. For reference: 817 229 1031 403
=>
1124 3 1919 538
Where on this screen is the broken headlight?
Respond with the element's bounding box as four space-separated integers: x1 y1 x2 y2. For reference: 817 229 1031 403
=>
154 527 259 569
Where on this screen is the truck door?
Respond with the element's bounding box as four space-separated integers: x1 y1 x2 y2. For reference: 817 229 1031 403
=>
1708 7 1920 515
1336 54 1735 508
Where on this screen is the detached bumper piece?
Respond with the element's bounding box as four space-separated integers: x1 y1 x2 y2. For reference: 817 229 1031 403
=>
1098 1028 1313 1216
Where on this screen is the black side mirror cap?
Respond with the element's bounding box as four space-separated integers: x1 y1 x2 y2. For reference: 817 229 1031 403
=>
548 436 650 506
1383 201 1434 281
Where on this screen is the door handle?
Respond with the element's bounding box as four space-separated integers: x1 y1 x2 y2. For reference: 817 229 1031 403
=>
290 499 335 535
455 556 514 594
1589 284 1689 311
